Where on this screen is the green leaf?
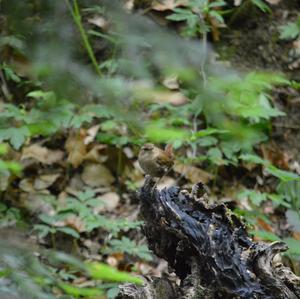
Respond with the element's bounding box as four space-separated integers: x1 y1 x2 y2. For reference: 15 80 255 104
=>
208 1 226 8
87 262 143 284
145 124 188 142
76 189 96 201
267 194 291 208
250 230 281 241
70 113 94 128
166 8 194 22
209 10 225 24
240 154 300 182
283 238 300 256
0 160 22 174
27 90 55 101
107 237 152 261
0 127 30 150
101 120 118 131
107 287 120 299
59 283 103 297
1 63 21 83
266 165 300 182
197 136 218 147
251 0 271 13
194 128 228 138
277 181 300 209
239 153 267 165
33 224 53 238
207 147 225 165
279 21 300 40
0 144 8 155
57 227 80 239
39 214 57 225
0 36 24 52
237 189 267 206
286 209 300 233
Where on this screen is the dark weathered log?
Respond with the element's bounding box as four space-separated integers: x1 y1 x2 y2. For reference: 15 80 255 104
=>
120 176 300 299
118 277 178 299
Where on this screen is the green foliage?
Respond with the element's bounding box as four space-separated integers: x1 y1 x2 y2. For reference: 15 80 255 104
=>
276 181 300 235
35 189 143 238
1 62 21 83
0 236 141 299
237 188 290 208
87 262 143 284
0 144 22 175
145 121 189 143
240 154 300 182
1 0 300 291
166 0 226 37
0 90 116 149
0 203 22 227
250 0 271 13
250 230 281 241
33 189 150 265
105 237 152 261
212 72 287 122
279 16 300 40
283 238 300 258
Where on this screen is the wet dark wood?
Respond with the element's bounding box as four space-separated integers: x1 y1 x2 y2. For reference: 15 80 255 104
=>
118 177 300 299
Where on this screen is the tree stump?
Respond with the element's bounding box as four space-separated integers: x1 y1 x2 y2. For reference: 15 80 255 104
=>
118 177 300 299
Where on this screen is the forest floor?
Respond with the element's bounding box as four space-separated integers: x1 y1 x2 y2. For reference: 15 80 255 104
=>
1 0 300 297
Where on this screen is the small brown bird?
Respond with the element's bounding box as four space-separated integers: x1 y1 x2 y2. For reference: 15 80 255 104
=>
138 143 174 178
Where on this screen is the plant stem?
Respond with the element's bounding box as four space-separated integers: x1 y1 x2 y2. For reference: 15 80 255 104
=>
66 0 103 78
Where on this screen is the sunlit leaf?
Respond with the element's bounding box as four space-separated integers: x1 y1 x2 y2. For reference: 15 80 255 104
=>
87 262 143 284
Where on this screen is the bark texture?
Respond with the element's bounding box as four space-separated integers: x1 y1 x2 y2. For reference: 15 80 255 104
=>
118 177 300 299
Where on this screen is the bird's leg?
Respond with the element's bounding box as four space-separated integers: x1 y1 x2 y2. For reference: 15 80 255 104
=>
151 168 172 193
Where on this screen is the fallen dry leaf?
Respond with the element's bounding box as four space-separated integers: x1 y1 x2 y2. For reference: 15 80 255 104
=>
21 144 64 164
24 193 55 215
0 172 10 191
84 144 107 163
162 75 179 90
234 0 242 5
94 192 120 213
135 88 188 106
63 215 85 233
65 174 86 196
293 38 300 52
152 0 187 11
65 131 87 168
292 231 300 241
19 178 36 193
81 163 114 187
174 163 214 184
84 125 101 145
87 16 109 30
265 0 281 4
261 143 290 170
34 173 60 190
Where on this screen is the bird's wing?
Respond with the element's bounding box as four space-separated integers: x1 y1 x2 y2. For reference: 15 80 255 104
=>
164 143 174 158
156 154 174 168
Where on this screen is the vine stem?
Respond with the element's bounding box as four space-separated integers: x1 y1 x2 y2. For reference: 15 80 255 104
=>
65 0 103 78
